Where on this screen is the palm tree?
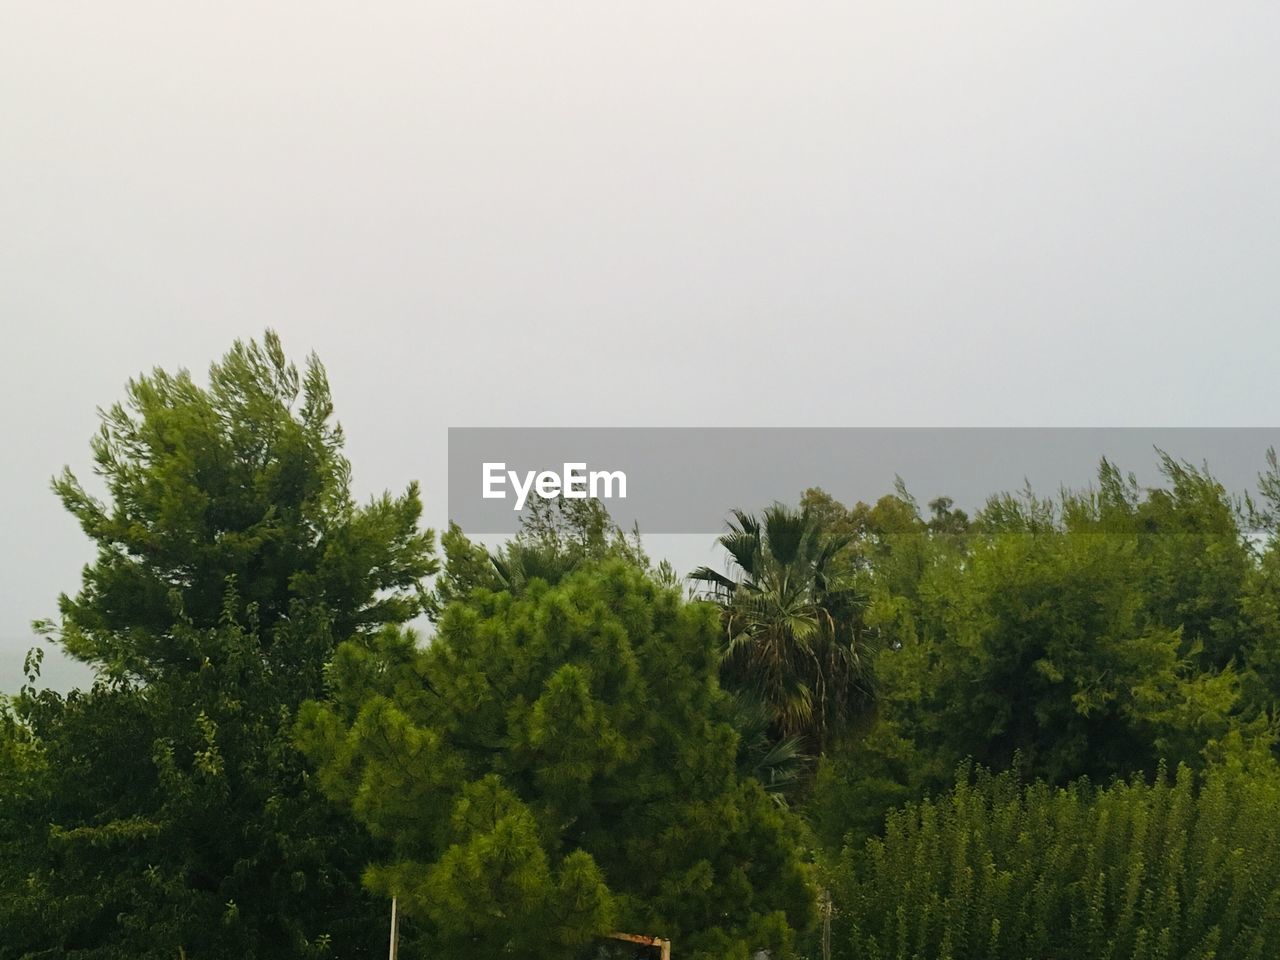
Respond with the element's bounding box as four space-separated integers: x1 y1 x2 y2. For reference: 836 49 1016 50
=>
691 505 874 755
730 691 807 804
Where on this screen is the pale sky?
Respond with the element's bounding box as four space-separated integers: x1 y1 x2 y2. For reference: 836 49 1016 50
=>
3 2 1279 688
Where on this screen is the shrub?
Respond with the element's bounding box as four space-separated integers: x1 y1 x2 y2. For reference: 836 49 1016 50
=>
830 753 1280 960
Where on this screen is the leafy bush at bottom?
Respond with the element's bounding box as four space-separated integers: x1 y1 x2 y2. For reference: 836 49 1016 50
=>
830 752 1280 960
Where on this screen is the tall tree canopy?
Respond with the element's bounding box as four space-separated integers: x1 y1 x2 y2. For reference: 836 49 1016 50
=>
0 332 436 959
298 560 815 960
809 458 1258 848
47 331 433 679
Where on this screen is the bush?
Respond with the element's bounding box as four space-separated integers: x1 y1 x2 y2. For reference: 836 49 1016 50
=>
829 753 1280 960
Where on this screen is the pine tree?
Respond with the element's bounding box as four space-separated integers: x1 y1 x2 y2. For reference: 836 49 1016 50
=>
298 560 815 960
0 332 436 958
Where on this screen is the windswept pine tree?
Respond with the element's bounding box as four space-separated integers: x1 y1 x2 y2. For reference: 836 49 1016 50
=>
0 332 436 959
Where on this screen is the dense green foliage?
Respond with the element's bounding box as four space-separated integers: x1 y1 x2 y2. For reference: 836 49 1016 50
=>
297 562 814 960
828 748 1280 960
809 459 1272 846
0 333 435 958
432 497 657 611
9 331 1280 958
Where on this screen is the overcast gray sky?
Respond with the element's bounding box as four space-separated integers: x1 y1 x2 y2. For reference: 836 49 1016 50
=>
3 2 1279 689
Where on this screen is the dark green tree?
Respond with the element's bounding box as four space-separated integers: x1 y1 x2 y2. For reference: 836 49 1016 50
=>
0 332 436 958
691 505 875 755
916 519 1237 784
811 460 1253 850
1241 448 1280 719
1069 456 1256 673
298 561 815 960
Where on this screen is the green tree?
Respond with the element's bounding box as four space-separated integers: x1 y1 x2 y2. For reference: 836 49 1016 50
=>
1069 456 1257 674
0 332 436 958
298 561 815 960
1241 448 1280 719
432 497 655 612
46 331 432 679
810 461 1252 850
439 506 802 805
919 522 1237 784
691 505 875 754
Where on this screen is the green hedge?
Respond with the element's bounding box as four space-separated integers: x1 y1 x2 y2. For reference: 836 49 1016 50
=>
829 757 1280 960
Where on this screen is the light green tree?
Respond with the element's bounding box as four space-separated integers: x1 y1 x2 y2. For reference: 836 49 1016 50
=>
298 560 815 960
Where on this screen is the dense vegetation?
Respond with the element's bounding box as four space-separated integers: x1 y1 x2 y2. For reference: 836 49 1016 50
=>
5 332 1280 958
829 755 1280 960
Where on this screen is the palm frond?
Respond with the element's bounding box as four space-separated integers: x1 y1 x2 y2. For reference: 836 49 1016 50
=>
688 565 739 595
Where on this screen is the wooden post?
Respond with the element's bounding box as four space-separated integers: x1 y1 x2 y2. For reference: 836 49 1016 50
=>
387 896 400 960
